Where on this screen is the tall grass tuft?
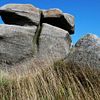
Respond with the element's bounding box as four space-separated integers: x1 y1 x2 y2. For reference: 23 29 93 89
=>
0 60 100 100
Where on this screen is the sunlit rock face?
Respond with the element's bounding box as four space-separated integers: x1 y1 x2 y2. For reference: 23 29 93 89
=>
0 25 37 67
65 34 100 68
0 4 74 67
35 23 71 61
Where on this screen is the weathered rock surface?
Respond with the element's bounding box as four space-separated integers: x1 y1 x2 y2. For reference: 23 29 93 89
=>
43 9 62 18
0 24 37 67
0 4 74 67
65 34 100 68
63 13 74 34
35 23 71 61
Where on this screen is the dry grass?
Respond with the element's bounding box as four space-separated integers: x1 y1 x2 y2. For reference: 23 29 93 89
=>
0 60 100 100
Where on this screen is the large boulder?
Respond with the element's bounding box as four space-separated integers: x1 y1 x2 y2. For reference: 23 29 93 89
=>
34 23 71 61
65 34 100 68
0 24 37 67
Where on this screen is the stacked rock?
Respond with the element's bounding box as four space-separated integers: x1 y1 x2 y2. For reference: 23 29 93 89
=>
0 4 74 67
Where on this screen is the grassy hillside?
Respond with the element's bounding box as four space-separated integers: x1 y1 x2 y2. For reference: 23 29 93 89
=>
0 60 100 100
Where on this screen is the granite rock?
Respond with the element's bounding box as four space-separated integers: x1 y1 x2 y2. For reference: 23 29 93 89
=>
0 24 37 67
65 34 100 68
35 23 71 61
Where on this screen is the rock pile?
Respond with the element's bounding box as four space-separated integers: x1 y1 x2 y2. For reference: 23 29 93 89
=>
0 4 74 67
0 4 99 69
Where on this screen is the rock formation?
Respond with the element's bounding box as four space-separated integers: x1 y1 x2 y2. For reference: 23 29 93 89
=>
0 4 74 67
65 34 100 68
0 4 99 69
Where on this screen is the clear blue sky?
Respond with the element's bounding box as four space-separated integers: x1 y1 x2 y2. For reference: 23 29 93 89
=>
0 0 100 43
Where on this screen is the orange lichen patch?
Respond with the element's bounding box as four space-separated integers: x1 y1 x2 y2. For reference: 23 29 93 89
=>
31 7 38 12
24 4 38 12
44 9 62 17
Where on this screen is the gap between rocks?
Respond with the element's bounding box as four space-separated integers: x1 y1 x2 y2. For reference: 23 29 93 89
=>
32 10 43 52
32 10 72 53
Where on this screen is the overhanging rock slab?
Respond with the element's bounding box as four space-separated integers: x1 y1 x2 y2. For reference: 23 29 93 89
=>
42 9 74 34
0 4 41 25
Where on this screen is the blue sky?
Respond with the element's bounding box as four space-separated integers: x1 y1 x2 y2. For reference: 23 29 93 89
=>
0 0 100 43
